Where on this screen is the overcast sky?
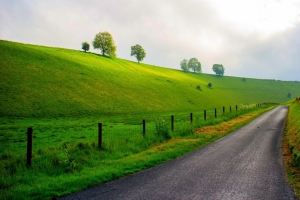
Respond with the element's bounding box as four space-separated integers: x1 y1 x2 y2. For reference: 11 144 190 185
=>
1 0 300 81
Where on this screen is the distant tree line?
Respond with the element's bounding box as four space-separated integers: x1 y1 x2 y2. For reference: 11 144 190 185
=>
180 58 201 73
180 59 225 76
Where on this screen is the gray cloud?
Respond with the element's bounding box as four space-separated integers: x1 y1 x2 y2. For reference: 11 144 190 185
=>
0 0 300 81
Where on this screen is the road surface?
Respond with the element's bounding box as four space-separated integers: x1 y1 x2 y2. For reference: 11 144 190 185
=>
60 106 297 200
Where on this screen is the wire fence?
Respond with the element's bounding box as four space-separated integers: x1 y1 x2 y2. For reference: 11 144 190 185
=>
17 103 279 167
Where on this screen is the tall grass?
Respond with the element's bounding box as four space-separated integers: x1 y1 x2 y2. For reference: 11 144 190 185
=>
284 99 300 196
285 100 300 163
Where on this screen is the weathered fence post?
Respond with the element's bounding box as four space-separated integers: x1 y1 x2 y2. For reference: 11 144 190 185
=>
98 123 102 149
171 115 174 131
215 108 217 118
230 106 232 112
223 106 225 114
236 105 238 111
190 113 193 124
204 110 206 121
27 127 33 167
143 119 146 137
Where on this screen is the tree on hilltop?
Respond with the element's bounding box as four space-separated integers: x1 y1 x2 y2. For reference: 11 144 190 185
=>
212 64 225 76
188 58 201 73
180 59 189 72
92 31 117 57
81 42 90 52
131 44 146 63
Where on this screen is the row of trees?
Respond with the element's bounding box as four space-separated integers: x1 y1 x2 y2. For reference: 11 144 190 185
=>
180 58 225 76
180 58 201 73
82 31 225 76
81 31 146 63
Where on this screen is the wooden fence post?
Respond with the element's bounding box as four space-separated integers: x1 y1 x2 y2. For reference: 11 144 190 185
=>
204 110 206 121
236 105 238 111
215 108 217 118
171 115 174 131
143 119 146 137
190 113 193 124
223 106 225 114
230 106 232 112
98 123 102 149
27 127 33 167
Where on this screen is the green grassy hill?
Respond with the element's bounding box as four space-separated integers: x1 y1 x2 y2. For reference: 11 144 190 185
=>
1 40 300 118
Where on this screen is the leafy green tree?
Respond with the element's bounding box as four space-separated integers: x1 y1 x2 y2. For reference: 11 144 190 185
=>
180 59 189 72
131 44 146 63
287 93 291 98
81 42 90 52
212 64 225 76
92 31 117 57
207 83 212 88
188 58 201 73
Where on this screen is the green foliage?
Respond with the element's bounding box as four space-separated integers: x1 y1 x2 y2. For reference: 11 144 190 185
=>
287 93 291 98
180 59 189 72
155 118 171 140
294 152 300 169
131 44 146 63
213 64 225 76
196 85 202 91
57 145 79 173
81 41 90 52
207 83 212 88
188 58 201 73
286 101 300 155
92 31 117 57
285 100 300 195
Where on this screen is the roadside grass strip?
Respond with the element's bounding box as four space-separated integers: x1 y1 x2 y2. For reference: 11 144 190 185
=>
284 99 300 197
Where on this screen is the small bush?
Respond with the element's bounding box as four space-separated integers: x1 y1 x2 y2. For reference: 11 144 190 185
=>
294 152 300 169
155 118 171 140
57 145 79 173
196 85 202 91
77 142 89 150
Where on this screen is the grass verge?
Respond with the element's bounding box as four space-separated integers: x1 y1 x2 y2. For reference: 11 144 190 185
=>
283 99 300 197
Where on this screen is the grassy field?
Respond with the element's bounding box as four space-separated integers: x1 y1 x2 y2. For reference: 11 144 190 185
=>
1 40 300 199
1 40 300 118
0 105 272 199
284 98 300 196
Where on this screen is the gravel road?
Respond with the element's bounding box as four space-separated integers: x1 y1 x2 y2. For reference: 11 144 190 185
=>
60 106 298 200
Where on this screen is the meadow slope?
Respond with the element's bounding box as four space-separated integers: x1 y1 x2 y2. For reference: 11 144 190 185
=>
1 40 300 118
2 40 300 199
